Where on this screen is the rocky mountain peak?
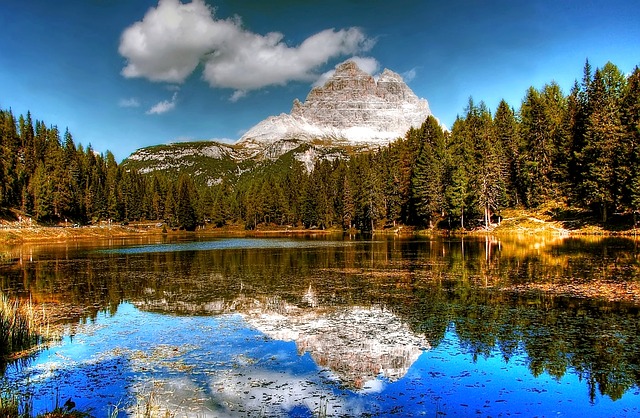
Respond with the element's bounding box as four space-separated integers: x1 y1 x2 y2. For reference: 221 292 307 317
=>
238 60 433 151
124 62 435 182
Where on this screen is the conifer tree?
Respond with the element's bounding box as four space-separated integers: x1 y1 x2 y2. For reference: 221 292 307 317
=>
623 67 640 214
519 87 556 206
176 174 197 231
581 64 626 222
31 162 54 221
2 110 20 206
471 101 506 228
494 100 522 206
341 175 355 229
164 182 177 226
446 160 471 229
411 116 447 227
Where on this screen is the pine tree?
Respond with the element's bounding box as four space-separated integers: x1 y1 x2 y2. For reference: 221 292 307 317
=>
623 67 640 215
341 175 355 229
519 87 557 206
176 174 197 231
581 64 626 222
446 160 471 229
31 162 54 221
411 116 447 227
494 100 522 206
379 147 403 226
148 175 165 220
471 102 506 228
1 110 20 207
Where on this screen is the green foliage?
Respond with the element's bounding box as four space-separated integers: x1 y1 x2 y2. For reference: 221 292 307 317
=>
0 293 42 358
176 174 198 231
2 59 639 230
411 116 448 227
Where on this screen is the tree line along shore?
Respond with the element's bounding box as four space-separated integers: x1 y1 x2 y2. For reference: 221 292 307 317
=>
1 60 639 235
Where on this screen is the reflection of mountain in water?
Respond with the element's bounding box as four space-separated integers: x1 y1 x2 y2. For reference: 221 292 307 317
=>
5 236 640 400
134 285 429 388
247 305 429 388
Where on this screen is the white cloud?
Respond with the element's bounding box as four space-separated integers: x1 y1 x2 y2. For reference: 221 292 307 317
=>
119 0 374 96
229 90 247 102
402 68 418 83
313 56 380 87
146 92 178 115
118 97 140 108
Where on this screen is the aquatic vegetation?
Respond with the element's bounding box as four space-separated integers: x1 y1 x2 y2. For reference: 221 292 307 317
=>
0 292 46 359
0 392 20 417
3 236 640 416
0 390 90 418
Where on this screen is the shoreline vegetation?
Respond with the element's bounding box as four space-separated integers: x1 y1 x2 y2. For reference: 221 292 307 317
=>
1 205 639 245
0 293 50 361
1 61 640 244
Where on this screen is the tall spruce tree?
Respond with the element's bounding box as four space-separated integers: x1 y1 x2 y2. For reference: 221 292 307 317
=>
494 100 522 206
446 116 475 228
519 87 556 206
580 64 626 222
411 116 447 227
623 67 640 215
176 174 197 231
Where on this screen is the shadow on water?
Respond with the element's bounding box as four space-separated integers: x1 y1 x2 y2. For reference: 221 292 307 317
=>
1 234 640 416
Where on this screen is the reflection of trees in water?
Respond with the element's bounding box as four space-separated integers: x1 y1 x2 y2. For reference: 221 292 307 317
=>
1 236 640 399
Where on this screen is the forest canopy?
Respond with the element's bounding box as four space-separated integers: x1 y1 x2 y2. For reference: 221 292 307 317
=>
1 60 639 231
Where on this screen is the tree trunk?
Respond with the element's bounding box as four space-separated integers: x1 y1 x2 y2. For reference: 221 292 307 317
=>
484 205 489 230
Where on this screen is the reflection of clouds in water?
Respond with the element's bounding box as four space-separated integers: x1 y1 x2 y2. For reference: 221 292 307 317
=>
207 368 362 417
130 377 212 417
359 378 385 394
126 368 358 417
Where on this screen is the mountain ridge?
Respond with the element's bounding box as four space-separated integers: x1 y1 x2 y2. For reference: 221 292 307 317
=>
123 60 434 183
237 60 432 151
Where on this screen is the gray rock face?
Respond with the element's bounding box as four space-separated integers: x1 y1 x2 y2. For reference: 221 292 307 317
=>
123 61 434 181
238 61 432 151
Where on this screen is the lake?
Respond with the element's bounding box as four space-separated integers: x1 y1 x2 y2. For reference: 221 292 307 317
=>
1 234 640 417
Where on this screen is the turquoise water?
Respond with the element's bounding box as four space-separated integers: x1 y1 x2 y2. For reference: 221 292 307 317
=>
97 237 354 255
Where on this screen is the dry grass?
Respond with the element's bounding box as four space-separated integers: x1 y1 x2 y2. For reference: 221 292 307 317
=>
0 293 47 359
0 393 20 417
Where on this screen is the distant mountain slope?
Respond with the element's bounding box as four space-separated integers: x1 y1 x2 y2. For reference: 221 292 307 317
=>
122 60 434 182
122 140 353 186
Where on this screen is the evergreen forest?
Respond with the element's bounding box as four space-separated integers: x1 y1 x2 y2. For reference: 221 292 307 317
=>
1 60 639 232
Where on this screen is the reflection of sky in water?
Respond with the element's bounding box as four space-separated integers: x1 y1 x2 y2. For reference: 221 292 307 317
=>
97 238 354 255
4 303 640 417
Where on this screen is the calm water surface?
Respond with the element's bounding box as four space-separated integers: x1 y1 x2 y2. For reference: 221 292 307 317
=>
1 235 640 417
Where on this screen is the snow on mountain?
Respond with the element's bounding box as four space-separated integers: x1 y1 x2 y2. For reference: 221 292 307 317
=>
238 60 432 151
123 61 435 181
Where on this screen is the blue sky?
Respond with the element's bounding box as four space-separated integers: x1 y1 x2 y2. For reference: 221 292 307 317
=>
1 0 639 161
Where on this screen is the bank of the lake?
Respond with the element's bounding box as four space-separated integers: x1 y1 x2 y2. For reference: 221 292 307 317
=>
1 205 639 245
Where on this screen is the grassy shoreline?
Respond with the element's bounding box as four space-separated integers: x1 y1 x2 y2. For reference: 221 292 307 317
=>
0 293 45 360
1 205 639 245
